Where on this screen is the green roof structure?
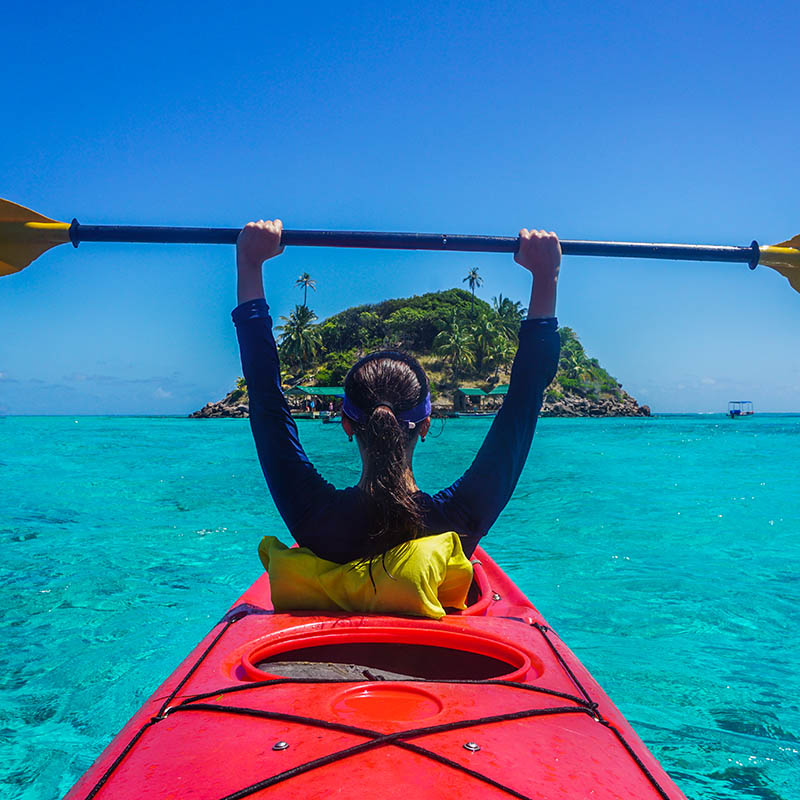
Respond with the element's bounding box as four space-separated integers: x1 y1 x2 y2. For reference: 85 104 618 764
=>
456 387 487 396
488 384 509 395
285 386 345 397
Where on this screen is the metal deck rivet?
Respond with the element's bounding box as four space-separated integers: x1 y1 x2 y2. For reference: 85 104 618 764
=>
463 741 481 752
492 592 501 601
273 741 290 751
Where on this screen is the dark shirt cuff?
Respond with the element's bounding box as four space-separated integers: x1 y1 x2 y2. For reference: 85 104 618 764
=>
520 316 557 333
232 298 270 325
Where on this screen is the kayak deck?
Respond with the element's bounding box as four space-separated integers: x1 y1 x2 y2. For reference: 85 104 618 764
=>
65 549 686 799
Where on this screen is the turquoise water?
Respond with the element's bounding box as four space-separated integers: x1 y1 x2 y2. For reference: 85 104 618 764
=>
1 414 798 799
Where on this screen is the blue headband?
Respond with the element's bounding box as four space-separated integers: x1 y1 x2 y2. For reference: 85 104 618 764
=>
343 393 431 428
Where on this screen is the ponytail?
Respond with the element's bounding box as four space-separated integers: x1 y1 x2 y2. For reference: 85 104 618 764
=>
362 404 423 557
343 351 430 567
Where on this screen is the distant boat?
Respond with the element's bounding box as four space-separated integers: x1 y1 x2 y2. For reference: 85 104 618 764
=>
728 401 754 418
453 411 498 418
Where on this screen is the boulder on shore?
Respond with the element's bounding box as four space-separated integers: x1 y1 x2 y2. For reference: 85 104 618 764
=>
189 389 249 419
539 392 650 418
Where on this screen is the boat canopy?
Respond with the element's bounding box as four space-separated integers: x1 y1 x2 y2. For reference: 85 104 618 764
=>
456 387 487 396
285 386 345 397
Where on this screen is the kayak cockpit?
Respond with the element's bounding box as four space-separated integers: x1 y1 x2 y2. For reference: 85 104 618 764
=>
239 621 536 682
252 640 524 681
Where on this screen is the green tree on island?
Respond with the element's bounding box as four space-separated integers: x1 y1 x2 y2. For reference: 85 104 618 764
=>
433 315 475 382
492 294 526 343
295 272 317 307
472 312 499 372
558 327 600 387
463 267 483 315
205 289 638 416
488 336 515 379
278 304 322 371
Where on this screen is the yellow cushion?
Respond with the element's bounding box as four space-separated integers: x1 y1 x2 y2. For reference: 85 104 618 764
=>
258 532 473 620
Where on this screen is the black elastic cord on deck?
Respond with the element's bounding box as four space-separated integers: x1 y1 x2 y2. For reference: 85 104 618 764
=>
385 738 532 800
530 621 673 799
156 615 240 716
169 695 675 800
531 622 595 706
82 615 239 800
600 719 673 800
220 603 273 623
82 718 159 800
165 702 594 800
80 612 676 800
176 675 593 710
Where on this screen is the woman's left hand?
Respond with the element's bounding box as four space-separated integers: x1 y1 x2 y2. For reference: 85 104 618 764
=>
236 219 284 304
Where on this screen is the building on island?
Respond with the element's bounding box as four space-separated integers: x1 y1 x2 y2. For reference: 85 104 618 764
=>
454 387 486 412
285 386 344 417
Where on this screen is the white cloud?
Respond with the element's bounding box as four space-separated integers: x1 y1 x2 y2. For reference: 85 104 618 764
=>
701 377 716 385
154 387 173 399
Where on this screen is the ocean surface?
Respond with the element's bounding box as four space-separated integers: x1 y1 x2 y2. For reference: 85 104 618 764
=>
1 414 798 799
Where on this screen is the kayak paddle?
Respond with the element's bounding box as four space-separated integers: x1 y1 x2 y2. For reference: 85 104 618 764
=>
1 198 798 292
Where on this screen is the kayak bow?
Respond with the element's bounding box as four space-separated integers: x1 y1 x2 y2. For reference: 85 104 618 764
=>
65 548 686 800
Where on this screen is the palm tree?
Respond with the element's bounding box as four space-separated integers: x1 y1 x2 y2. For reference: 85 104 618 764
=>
463 267 483 315
558 332 593 383
559 344 584 380
472 312 498 372
488 336 516 379
433 316 475 383
279 364 293 387
558 326 580 349
235 376 247 390
278 304 322 370
492 294 526 343
295 272 317 307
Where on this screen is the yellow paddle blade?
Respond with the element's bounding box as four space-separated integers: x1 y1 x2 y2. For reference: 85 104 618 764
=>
0 199 71 276
760 234 800 293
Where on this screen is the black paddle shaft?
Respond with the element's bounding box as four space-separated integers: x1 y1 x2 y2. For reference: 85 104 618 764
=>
68 221 761 267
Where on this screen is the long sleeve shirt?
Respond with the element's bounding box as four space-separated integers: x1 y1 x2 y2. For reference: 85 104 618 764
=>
233 298 560 562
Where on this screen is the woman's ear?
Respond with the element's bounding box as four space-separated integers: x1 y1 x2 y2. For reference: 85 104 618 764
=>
420 417 431 440
342 416 354 440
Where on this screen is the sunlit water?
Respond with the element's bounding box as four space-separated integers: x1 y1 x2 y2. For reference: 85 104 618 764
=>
1 414 798 799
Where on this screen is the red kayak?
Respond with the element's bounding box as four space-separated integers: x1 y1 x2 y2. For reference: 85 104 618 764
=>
66 548 686 799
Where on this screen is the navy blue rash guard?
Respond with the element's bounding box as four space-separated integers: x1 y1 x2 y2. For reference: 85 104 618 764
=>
233 298 560 562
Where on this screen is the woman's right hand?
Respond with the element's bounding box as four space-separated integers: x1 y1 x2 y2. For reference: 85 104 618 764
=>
515 229 560 319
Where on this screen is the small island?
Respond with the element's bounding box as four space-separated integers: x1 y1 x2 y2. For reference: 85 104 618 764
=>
191 287 649 419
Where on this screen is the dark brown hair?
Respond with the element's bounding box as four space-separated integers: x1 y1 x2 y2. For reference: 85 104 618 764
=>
343 350 429 563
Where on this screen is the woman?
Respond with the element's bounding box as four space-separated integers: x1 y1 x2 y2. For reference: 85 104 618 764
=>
233 220 560 568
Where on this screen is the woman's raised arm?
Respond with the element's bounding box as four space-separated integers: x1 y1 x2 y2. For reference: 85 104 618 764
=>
233 221 337 535
236 219 285 304
429 231 561 555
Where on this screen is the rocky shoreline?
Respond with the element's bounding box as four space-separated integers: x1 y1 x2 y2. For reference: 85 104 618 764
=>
190 389 250 419
540 393 649 418
190 388 650 419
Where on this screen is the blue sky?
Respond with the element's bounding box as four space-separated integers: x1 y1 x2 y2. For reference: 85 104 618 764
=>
1 0 798 414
